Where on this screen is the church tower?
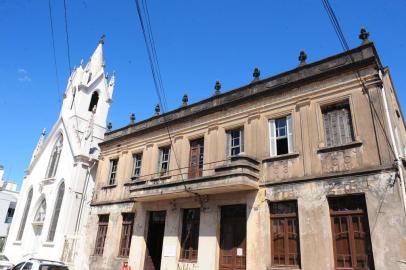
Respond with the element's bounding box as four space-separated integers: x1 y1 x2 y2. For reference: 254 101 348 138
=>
60 35 115 158
4 37 115 270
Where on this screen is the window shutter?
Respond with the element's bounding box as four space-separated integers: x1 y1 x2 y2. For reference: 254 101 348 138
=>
269 120 277 157
240 129 245 153
286 115 293 153
226 131 231 157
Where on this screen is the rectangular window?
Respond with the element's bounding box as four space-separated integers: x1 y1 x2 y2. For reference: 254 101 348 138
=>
269 115 293 156
180 208 200 262
158 147 170 175
322 102 354 147
118 213 135 257
329 195 374 270
188 138 204 179
94 214 109 256
132 153 143 178
270 201 300 267
108 159 118 185
5 207 14 223
227 128 244 157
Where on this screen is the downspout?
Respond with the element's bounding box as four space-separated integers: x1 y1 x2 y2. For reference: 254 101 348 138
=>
379 70 406 215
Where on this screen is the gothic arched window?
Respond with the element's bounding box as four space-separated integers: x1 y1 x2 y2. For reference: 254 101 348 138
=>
47 182 65 242
88 91 99 112
33 199 47 224
16 188 33 241
45 135 63 179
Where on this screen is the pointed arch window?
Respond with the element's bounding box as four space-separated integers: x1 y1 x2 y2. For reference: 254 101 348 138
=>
47 182 65 242
88 92 99 112
33 199 47 224
16 188 33 241
45 135 63 179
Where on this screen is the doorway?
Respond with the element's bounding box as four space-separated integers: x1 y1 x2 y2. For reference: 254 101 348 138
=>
219 204 246 270
144 211 166 270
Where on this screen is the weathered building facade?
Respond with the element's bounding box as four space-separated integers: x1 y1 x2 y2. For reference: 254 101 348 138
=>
85 32 406 270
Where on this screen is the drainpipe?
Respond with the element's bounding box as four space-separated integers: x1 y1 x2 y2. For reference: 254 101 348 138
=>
379 70 406 215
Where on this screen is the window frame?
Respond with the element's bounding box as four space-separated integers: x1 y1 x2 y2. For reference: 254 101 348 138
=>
94 214 109 256
158 147 171 175
16 188 33 241
45 134 63 179
328 195 375 270
108 159 119 185
269 114 293 157
227 128 244 157
132 153 143 179
47 182 65 242
319 99 356 148
269 200 301 267
180 208 200 262
118 213 135 258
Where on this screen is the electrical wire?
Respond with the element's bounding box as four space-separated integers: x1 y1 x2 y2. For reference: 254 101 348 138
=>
48 0 61 105
63 0 72 73
134 0 203 201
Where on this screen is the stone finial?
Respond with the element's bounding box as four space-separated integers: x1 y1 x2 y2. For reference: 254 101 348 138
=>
359 28 370 44
155 104 160 116
130 113 136 124
99 34 106 45
214 80 221 95
182 94 188 107
107 122 112 132
80 59 84 67
252 67 260 82
41 128 47 136
298 50 307 66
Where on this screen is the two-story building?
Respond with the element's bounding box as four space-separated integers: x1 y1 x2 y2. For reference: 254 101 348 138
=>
84 30 406 270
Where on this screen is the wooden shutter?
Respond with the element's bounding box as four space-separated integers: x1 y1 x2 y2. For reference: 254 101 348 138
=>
94 215 109 255
226 131 231 157
119 213 134 257
180 209 200 262
286 115 293 153
240 129 244 153
269 120 277 157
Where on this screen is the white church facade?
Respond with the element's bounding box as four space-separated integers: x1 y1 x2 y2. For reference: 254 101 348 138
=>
4 38 115 269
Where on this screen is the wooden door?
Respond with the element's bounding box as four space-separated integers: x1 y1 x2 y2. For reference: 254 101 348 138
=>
144 211 166 270
188 138 204 179
219 205 246 270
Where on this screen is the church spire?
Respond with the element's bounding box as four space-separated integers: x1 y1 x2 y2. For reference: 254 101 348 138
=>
84 34 106 82
30 128 46 165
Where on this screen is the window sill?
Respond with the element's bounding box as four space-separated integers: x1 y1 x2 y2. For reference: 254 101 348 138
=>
150 175 172 181
101 184 117 190
42 177 56 184
43 242 55 247
263 152 300 163
267 267 300 270
178 259 198 264
317 141 362 153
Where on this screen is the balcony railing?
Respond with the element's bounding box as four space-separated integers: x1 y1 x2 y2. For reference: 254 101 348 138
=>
126 154 260 201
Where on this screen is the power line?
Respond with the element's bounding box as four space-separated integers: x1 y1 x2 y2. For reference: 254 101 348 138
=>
134 0 202 200
48 0 61 105
321 0 395 157
63 0 72 73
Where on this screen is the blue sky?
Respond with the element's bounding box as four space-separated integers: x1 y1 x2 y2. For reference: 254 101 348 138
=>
0 0 405 189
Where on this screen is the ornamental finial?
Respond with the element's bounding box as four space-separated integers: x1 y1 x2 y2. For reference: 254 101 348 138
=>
107 122 112 132
130 113 136 124
298 50 307 66
182 94 188 107
155 104 160 116
359 28 370 45
214 81 221 95
252 67 260 82
99 34 106 45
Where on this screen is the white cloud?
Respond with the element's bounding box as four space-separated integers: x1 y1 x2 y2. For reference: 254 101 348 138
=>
17 68 31 82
